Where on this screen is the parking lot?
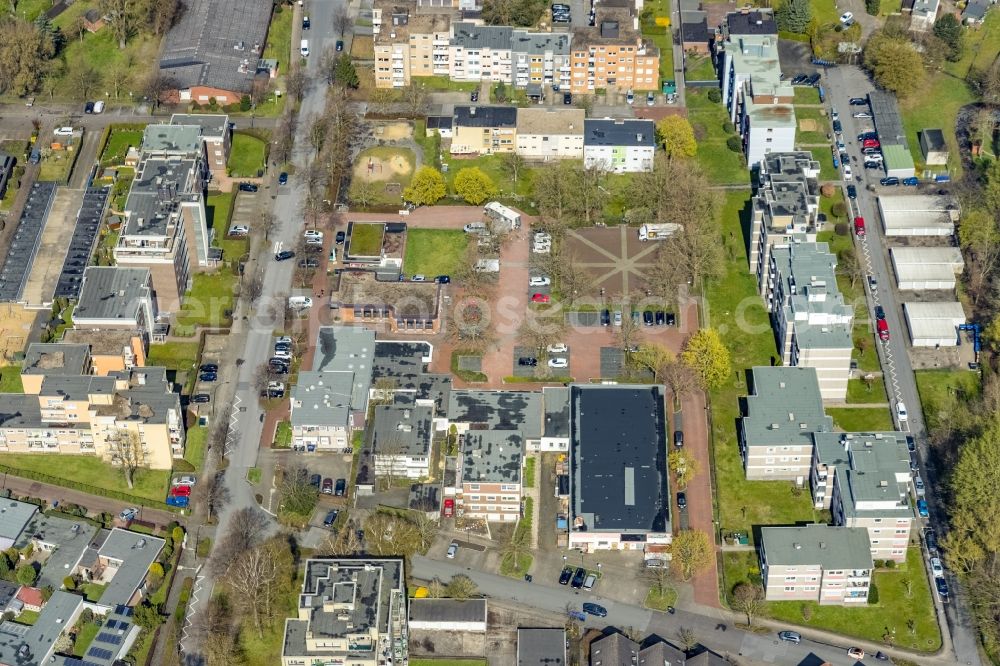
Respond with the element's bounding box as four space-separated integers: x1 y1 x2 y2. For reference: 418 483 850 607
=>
512 344 570 377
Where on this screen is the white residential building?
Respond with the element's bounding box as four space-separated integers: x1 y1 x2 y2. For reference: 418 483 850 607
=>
515 108 585 160
583 118 656 173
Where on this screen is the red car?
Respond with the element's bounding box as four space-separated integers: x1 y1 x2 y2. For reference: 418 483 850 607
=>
854 216 866 237
531 293 550 303
862 139 880 149
877 318 890 342
443 498 455 518
170 485 192 497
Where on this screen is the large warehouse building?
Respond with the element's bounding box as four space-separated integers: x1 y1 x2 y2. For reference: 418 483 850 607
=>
890 247 964 290
903 301 966 347
878 195 960 236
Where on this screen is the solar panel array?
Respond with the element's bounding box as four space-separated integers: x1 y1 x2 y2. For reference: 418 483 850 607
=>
53 186 110 300
0 182 56 301
86 647 114 660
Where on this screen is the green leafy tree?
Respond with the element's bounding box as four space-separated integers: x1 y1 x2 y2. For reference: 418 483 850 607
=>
670 530 713 581
933 14 963 62
864 32 925 98
775 0 811 33
680 328 731 389
63 576 76 591
656 116 698 158
15 564 36 587
668 449 700 490
403 166 447 206
864 0 879 15
133 602 163 630
334 54 360 89
454 166 499 205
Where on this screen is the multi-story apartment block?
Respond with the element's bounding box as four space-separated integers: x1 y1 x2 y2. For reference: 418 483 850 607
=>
451 105 517 154
290 371 356 452
749 152 821 274
739 366 833 482
716 9 795 166
511 31 571 93
450 23 514 83
812 432 914 563
113 153 210 315
459 430 524 522
73 267 157 337
569 10 659 94
763 242 853 401
63 329 147 376
373 1 452 88
282 558 408 666
19 343 93 395
583 118 656 173
168 114 232 182
0 366 183 469
515 107 585 160
372 395 433 479
759 524 873 605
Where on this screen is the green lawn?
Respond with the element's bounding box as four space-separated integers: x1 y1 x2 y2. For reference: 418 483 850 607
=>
247 468 262 484
811 147 838 181
38 150 75 183
639 0 674 80
73 619 102 656
174 271 237 335
0 454 169 502
146 342 199 372
184 425 208 471
15 610 38 626
723 548 941 651
228 133 267 178
685 54 716 82
206 190 248 262
6 0 52 20
771 0 838 27
442 153 532 199
828 407 893 432
413 75 480 92
100 129 143 167
403 229 468 277
847 376 888 404
411 661 487 666
110 168 134 213
644 585 678 611
901 71 974 175
685 89 749 186
794 87 821 105
853 321 882 373
943 9 1000 81
50 30 158 101
349 223 386 256
707 190 817 542
0 366 23 393
523 456 536 488
263 4 291 61
915 369 982 433
275 420 292 447
795 107 831 146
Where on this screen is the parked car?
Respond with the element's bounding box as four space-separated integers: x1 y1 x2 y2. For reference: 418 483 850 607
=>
529 276 551 287
166 495 189 507
918 499 929 517
843 164 853 179
335 478 346 496
335 231 346 244
877 318 890 342
84 101 95 113
531 293 550 303
288 296 313 309
875 305 885 320
548 357 568 369
410 274 426 282
229 225 249 236
643 311 654 326
571 567 586 588
914 475 926 497
302 15 310 28
646 92 655 106
896 401 908 423
852 111 872 119
906 435 915 451
601 309 611 326
902 176 920 186
655 310 666 325
665 312 676 326
322 478 334 494
323 510 338 527
93 100 104 113
613 311 622 326
778 631 801 644
847 184 857 199
930 557 945 578
238 182 259 192
470 90 479 102
170 485 192 497
582 573 597 591
925 527 939 552
862 138 881 149
849 97 868 106
309 474 322 489
567 609 587 621
677 492 687 509
199 372 217 382
563 93 572 105
936 577 950 599
434 275 450 284
626 89 635 105
275 250 295 261
447 543 458 558
518 357 539 367
847 647 865 660
192 394 211 404
833 120 843 134
674 430 684 447
200 363 218 372
839 11 854 25
278 172 288 185
118 507 139 522
880 176 900 186
559 567 573 585
547 343 568 353
582 603 607 617
336 40 344 51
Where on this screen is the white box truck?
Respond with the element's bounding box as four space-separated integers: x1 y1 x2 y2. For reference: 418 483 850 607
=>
300 39 310 57
483 201 521 232
638 223 682 241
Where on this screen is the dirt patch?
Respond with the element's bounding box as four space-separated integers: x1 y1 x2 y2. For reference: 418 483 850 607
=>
799 119 819 132
375 122 413 141
0 303 39 361
353 148 415 183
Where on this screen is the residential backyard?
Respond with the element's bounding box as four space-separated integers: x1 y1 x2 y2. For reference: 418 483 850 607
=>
100 128 144 166
828 407 894 432
228 133 268 178
685 89 749 186
404 229 469 277
146 342 200 372
174 271 237 335
443 153 533 199
722 547 941 651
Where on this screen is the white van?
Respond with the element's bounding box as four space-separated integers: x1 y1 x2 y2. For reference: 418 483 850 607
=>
288 296 313 309
300 39 310 57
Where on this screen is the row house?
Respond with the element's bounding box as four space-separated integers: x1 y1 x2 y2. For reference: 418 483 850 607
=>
515 108 585 160
451 105 517 154
569 10 659 94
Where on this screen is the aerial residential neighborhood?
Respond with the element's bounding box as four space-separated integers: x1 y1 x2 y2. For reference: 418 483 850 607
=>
0 0 998 664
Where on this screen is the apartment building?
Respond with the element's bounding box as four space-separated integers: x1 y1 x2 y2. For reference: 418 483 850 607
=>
73 267 157 336
763 242 853 401
373 1 452 88
290 370 356 452
450 23 514 83
739 366 833 482
716 9 795 166
113 154 210 315
168 114 232 182
372 395 433 479
569 9 659 93
812 432 914 563
282 558 408 666
749 152 821 274
451 105 518 154
515 107 585 160
759 524 873 605
20 343 93 395
0 366 183 469
583 118 656 173
459 430 524 521
63 329 147 376
511 31 572 93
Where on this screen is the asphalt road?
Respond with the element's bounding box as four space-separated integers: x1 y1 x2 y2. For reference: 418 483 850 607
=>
822 64 983 666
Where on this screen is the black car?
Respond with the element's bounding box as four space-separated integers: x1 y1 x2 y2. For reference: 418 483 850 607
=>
302 16 310 29
275 250 295 261
582 602 607 617
925 527 939 553
847 185 857 199
906 435 916 452
677 492 687 509
192 394 211 404
643 310 654 326
874 651 890 661
790 75 808 85
655 310 665 325
323 509 338 527
335 478 347 496
200 363 218 373
832 120 843 134
674 430 684 447
335 231 346 244
309 474 322 489
665 312 676 326
936 577 950 598
559 567 573 585
880 176 900 186
864 161 882 170
563 93 572 105
840 151 850 165
199 372 217 382
875 305 885 320
571 567 587 589
849 97 868 106
278 172 288 185
435 275 451 284
238 182 259 192
858 132 878 141
518 357 538 367
471 90 479 102
601 309 611 326
805 73 821 85
84 101 94 113
335 40 344 51
299 259 319 268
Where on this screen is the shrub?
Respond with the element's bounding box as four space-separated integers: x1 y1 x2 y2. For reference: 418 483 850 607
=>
707 88 721 103
834 222 848 236
240 95 252 112
868 583 879 604
831 202 847 218
81 608 94 625
172 526 185 547
726 135 742 152
820 183 836 198
722 121 735 134
801 603 813 621
884 559 896 569
63 576 76 591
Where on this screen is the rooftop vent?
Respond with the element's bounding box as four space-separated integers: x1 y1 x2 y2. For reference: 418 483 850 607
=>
819 542 827 549
793 542 801 550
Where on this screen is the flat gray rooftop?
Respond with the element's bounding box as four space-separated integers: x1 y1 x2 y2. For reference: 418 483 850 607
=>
448 390 542 439
22 343 90 377
0 182 56 301
462 431 524 484
74 267 151 322
54 186 110 300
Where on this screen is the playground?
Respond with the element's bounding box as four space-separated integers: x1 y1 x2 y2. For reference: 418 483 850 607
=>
350 145 417 208
0 303 38 363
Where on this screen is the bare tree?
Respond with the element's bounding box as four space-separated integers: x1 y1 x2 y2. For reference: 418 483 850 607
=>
194 470 231 526
223 539 287 637
215 506 268 571
617 307 641 352
350 177 378 209
285 66 308 103
732 583 766 626
517 311 566 356
204 592 242 666
411 513 440 552
644 563 673 599
402 84 429 115
374 434 408 490
499 152 526 185
445 574 478 599
661 358 700 408
106 429 145 489
333 8 352 36
677 627 699 652
427 578 446 598
100 0 138 48
501 524 530 571
272 114 296 166
319 523 363 556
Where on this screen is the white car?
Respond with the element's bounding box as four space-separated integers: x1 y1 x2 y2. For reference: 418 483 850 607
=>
173 475 196 486
626 89 635 105
288 296 313 309
840 11 854 24
54 127 74 136
529 276 551 287
534 232 552 242
229 225 249 236
547 343 568 353
548 357 569 369
896 401 908 422
276 336 292 345
843 164 853 179
930 557 944 578
533 244 551 254
304 230 323 239
273 349 292 360
305 237 323 246
93 100 105 113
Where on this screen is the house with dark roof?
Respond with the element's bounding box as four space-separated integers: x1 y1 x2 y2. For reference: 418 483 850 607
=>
583 118 656 173
426 115 454 138
82 8 106 32
919 128 948 165
568 384 671 552
964 0 991 24
451 105 518 155
372 395 434 479
681 10 711 55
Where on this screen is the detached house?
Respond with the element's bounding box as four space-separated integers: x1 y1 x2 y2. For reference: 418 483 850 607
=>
583 118 656 173
451 106 518 155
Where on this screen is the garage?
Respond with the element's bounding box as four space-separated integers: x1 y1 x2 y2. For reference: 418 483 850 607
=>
878 195 959 237
903 301 966 347
890 247 964 290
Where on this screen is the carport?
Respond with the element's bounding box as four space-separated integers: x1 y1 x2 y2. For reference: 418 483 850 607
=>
878 195 958 237
890 247 963 291
903 301 966 347
881 144 915 179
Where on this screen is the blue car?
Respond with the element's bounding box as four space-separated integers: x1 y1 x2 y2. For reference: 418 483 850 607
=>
567 609 587 621
902 176 920 186
278 172 289 185
917 499 929 517
582 603 607 617
166 495 189 508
